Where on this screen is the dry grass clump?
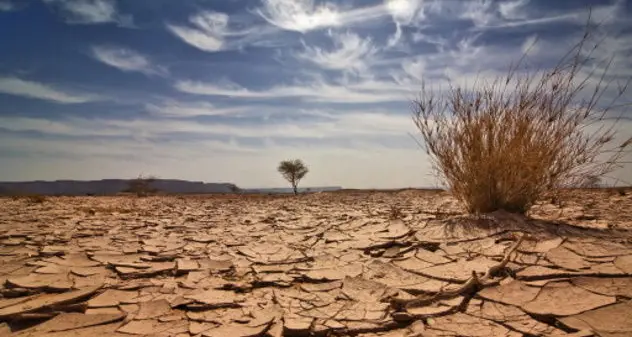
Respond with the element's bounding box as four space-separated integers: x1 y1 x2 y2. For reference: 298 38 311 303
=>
412 28 631 214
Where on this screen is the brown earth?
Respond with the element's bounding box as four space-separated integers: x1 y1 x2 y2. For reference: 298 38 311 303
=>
1 188 632 336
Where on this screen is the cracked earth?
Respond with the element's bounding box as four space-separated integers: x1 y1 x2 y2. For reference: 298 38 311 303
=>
1 189 632 337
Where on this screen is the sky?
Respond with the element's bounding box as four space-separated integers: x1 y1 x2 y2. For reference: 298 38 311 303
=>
0 0 631 189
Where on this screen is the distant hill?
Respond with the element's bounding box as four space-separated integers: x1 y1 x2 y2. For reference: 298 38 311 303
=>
242 186 342 194
0 179 239 196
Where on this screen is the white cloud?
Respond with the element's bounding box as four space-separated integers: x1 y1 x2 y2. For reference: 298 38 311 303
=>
42 0 131 25
101 112 414 139
256 0 342 32
0 109 416 141
0 116 124 136
0 1 14 11
498 0 529 20
256 0 417 33
0 77 100 103
145 100 247 117
167 11 227 52
175 76 416 104
167 9 295 53
91 45 166 76
294 30 378 72
385 0 424 25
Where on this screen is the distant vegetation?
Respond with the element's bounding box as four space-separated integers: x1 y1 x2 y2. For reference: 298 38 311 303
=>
124 174 159 197
412 25 631 214
277 159 309 195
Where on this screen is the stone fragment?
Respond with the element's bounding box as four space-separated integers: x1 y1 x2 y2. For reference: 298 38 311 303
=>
571 277 632 297
565 241 631 258
516 265 579 280
134 299 172 319
0 286 101 319
414 257 497 282
467 300 567 336
519 237 564 253
23 312 125 332
559 301 632 336
184 289 243 308
189 321 215 334
283 315 313 334
425 312 518 336
202 323 271 337
521 281 616 316
6 273 73 291
299 281 342 292
176 258 199 274
478 279 540 306
613 255 632 274
85 307 124 315
88 289 138 308
546 246 593 270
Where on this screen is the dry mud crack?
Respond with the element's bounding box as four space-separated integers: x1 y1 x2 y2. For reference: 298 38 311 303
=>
1 189 632 336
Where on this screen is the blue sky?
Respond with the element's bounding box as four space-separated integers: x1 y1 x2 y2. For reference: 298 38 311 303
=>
0 0 631 188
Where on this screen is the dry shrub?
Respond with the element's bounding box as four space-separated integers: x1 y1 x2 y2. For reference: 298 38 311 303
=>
412 27 631 214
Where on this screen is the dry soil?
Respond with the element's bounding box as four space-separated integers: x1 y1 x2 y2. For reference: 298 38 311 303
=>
1 189 631 336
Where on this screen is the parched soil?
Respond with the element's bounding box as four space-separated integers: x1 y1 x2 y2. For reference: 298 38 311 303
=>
1 189 632 336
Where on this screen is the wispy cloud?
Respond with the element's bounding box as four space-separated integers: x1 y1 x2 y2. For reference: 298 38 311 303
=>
384 0 425 46
294 30 378 72
166 11 271 52
42 0 132 26
145 100 247 117
167 11 228 52
91 45 166 76
0 0 14 11
175 76 416 104
0 109 415 141
385 0 425 25
256 0 342 32
255 0 412 33
0 77 100 103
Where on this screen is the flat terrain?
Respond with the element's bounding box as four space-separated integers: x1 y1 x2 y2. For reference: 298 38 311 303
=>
1 189 632 336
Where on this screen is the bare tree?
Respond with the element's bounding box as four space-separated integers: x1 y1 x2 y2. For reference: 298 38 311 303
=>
278 159 309 195
411 23 631 214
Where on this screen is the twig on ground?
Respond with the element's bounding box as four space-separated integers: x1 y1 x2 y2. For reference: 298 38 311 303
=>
390 234 526 311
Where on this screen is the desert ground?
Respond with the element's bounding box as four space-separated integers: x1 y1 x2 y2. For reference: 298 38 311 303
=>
1 189 631 337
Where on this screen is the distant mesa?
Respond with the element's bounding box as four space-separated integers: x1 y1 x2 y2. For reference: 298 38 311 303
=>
0 179 342 196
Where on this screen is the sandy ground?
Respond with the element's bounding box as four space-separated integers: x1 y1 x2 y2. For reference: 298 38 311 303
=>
1 189 631 336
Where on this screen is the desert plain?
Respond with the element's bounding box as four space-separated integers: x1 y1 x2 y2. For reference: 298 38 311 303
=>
1 189 632 337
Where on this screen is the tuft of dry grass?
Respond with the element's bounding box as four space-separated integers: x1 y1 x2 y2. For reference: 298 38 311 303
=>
412 25 631 214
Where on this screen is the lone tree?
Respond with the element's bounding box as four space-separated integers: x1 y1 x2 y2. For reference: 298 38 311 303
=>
278 159 309 195
126 174 158 197
412 24 631 214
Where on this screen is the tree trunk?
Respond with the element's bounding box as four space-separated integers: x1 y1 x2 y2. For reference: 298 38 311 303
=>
292 184 298 195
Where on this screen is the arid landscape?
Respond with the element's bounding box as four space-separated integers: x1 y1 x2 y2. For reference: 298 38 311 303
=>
1 189 632 337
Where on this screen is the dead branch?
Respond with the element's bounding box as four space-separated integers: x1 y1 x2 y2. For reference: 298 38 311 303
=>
390 234 526 311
